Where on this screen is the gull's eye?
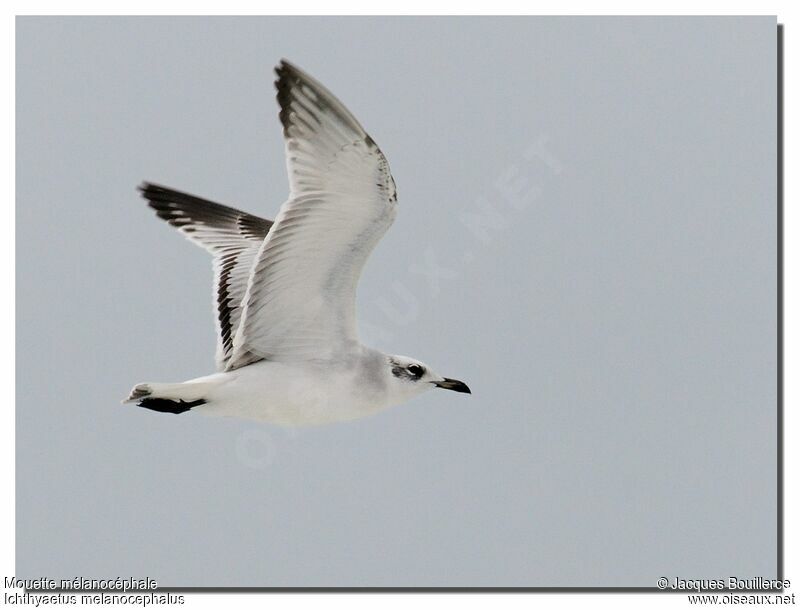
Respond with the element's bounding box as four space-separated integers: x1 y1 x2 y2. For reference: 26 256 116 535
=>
407 364 424 378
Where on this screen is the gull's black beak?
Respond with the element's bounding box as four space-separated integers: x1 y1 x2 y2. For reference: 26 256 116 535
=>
434 378 471 394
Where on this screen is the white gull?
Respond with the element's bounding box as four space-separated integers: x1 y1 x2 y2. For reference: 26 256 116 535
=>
124 59 470 425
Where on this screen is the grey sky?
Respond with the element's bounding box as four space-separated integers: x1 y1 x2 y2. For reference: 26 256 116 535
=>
16 16 777 587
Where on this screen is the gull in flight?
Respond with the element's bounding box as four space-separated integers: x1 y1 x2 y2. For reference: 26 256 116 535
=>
124 59 470 425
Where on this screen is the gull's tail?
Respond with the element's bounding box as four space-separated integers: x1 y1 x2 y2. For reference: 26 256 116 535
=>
123 380 218 415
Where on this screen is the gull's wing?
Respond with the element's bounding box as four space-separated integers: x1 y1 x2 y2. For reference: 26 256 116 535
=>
228 60 397 368
139 183 273 370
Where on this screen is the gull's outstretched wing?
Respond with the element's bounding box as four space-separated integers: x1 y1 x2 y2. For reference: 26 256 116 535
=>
139 183 273 370
228 60 397 368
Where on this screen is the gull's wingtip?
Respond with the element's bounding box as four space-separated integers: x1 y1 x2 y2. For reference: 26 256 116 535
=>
275 59 318 86
277 58 299 70
138 181 170 198
137 182 168 208
275 58 296 79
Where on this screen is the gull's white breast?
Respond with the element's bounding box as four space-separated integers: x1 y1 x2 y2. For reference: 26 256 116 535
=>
196 351 394 425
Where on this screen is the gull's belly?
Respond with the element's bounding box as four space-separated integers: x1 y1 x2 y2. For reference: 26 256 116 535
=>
199 360 390 425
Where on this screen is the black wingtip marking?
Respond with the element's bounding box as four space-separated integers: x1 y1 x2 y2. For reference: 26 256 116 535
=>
274 59 353 140
137 398 206 415
273 58 379 163
137 182 273 239
275 61 301 138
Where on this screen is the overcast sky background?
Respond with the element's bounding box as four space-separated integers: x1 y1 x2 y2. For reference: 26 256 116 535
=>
17 16 777 587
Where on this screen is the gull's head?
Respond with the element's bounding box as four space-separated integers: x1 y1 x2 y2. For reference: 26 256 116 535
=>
387 355 471 401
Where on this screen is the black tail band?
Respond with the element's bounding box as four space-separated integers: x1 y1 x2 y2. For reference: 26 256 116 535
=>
137 398 206 415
